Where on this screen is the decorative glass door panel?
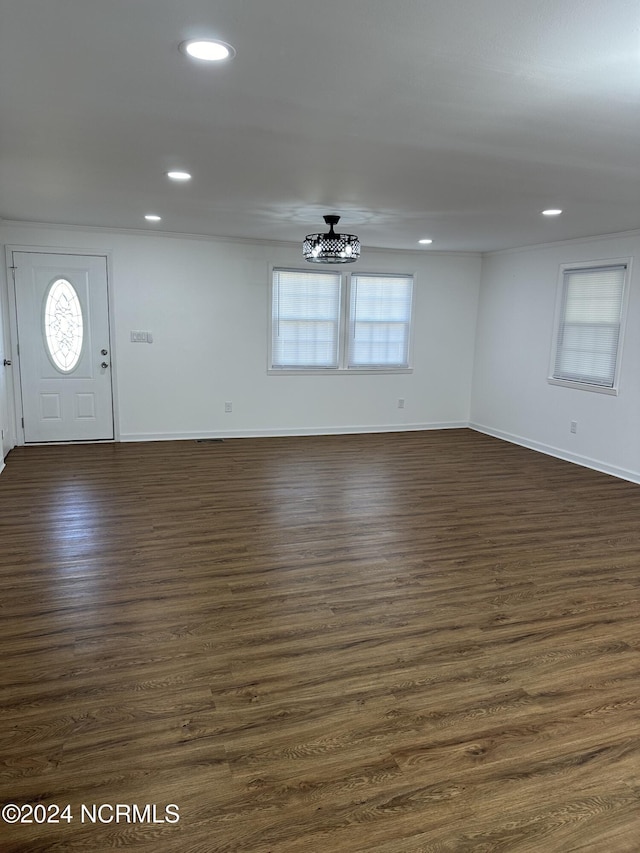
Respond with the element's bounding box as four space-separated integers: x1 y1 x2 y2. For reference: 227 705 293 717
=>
44 278 84 373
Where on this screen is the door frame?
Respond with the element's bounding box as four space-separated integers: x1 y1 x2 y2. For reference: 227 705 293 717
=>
4 245 119 446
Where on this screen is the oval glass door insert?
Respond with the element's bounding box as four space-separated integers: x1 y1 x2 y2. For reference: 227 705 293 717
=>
44 278 84 372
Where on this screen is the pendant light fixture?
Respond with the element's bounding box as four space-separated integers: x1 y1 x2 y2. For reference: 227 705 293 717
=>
303 214 361 264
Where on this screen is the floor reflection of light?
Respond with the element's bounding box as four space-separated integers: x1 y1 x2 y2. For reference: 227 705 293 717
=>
38 481 110 610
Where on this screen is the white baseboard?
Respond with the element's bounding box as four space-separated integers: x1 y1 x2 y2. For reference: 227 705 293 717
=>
9 422 638 487
470 422 640 485
120 421 469 443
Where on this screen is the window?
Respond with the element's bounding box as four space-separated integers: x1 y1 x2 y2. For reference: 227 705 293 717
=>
549 261 629 393
271 269 341 369
348 274 413 368
270 269 414 371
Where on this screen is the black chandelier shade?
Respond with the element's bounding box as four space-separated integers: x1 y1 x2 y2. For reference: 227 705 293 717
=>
303 215 361 264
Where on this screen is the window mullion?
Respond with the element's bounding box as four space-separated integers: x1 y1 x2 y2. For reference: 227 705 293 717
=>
338 272 350 369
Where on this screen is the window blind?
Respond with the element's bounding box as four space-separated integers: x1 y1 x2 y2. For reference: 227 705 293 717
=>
348 274 413 368
271 269 341 368
553 264 626 388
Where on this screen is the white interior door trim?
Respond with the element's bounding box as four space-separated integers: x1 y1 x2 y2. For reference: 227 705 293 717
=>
5 245 120 445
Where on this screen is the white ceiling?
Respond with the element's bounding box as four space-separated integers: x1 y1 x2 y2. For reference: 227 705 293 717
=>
2 0 640 253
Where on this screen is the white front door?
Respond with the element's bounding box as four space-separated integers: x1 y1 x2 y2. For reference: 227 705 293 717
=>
12 252 114 443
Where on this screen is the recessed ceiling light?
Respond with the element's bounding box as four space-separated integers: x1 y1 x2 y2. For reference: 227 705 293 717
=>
180 39 236 62
167 171 192 181
418 238 433 245
542 209 562 216
145 214 162 222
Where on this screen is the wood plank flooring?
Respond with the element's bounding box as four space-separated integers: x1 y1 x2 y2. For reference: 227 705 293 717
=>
1 429 640 852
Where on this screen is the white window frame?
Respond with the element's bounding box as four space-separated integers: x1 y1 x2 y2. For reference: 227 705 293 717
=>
268 267 415 374
270 268 343 370
548 258 631 396
347 273 414 370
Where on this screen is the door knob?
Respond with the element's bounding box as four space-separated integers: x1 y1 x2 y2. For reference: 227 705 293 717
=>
3 359 11 366
101 362 109 369
101 349 108 356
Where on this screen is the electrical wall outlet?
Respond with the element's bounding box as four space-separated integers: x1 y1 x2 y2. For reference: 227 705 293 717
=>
224 401 233 413
570 420 577 434
398 398 405 409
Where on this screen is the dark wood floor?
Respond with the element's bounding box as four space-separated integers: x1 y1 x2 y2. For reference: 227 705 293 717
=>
1 429 640 852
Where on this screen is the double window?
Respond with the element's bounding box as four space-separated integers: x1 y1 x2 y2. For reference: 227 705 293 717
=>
270 268 414 371
549 261 629 393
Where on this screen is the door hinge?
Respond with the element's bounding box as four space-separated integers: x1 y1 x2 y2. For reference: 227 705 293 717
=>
21 417 24 428
9 265 17 282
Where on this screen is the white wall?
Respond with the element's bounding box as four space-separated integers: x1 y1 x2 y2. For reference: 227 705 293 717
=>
0 222 481 443
471 231 640 482
4 220 640 483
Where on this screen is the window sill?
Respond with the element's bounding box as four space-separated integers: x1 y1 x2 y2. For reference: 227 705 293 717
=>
547 377 618 396
268 367 413 376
